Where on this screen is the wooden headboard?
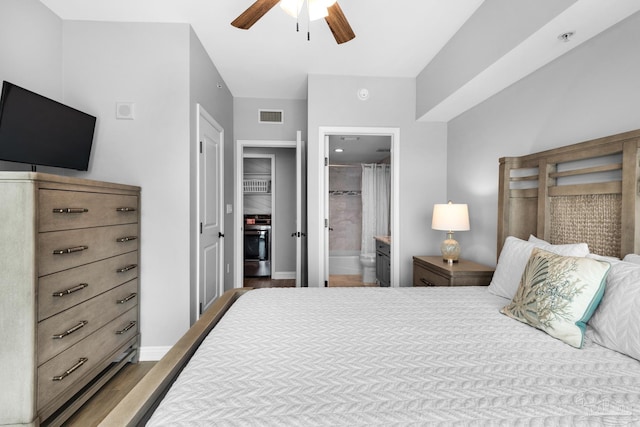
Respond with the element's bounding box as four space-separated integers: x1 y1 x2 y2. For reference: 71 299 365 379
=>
498 129 640 259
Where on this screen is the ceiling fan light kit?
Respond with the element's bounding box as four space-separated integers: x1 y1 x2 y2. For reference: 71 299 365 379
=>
231 0 355 44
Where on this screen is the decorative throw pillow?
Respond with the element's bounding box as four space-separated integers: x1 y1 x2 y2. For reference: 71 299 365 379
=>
588 261 640 361
501 248 610 348
488 236 590 300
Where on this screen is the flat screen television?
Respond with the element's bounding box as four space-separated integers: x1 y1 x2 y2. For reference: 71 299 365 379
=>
0 81 96 171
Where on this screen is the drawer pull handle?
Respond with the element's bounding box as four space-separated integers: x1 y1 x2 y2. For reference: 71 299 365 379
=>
53 245 88 255
116 207 137 212
52 283 88 297
420 278 436 287
117 293 137 304
53 208 88 214
116 321 137 335
53 321 88 339
116 236 138 243
116 264 138 273
52 357 88 381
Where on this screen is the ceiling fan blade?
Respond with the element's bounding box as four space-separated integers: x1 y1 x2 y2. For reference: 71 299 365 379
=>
325 2 355 44
231 0 280 30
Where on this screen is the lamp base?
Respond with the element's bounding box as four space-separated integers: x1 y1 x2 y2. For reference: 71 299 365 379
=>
440 232 461 265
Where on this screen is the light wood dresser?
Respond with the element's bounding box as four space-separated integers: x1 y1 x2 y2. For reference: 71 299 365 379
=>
0 172 141 426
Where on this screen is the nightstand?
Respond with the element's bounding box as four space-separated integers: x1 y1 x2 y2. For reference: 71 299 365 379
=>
413 256 494 287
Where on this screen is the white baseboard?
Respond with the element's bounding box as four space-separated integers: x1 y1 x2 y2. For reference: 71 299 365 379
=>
139 346 171 361
272 271 295 280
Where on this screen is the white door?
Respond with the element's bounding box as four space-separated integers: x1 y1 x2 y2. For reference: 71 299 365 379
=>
198 105 224 316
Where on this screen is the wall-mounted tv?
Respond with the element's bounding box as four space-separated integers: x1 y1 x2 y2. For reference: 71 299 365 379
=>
0 81 96 171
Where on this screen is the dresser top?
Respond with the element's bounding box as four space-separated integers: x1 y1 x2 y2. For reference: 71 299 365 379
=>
0 172 140 192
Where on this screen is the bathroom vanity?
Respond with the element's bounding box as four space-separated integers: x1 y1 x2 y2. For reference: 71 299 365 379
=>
375 236 391 287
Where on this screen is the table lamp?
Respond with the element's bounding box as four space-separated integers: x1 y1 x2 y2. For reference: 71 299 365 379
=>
432 201 470 264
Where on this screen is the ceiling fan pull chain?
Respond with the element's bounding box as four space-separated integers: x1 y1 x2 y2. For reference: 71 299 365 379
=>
307 0 311 41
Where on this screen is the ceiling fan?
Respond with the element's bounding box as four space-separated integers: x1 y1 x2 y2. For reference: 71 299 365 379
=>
231 0 355 44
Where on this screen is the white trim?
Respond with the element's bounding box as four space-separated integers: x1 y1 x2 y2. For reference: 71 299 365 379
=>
273 271 296 280
318 126 400 288
138 346 171 362
234 139 298 289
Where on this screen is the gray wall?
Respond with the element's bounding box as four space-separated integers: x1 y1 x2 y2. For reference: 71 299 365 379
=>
0 0 65 173
234 97 307 141
307 75 447 287
0 0 234 353
447 10 640 267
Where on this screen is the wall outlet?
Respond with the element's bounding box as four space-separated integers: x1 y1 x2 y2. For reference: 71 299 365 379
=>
226 204 233 214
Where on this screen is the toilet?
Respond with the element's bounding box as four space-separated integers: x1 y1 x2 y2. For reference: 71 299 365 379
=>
360 253 377 284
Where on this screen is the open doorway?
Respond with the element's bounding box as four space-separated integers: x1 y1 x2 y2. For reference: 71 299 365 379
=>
327 135 391 287
319 126 400 288
234 134 304 289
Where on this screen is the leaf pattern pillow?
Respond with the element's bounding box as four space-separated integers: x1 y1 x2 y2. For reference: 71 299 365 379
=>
501 248 610 348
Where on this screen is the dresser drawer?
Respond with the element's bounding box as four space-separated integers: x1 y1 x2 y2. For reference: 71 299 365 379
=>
39 190 138 232
38 279 138 365
37 308 138 410
38 251 139 321
376 241 390 257
413 263 450 287
38 223 139 276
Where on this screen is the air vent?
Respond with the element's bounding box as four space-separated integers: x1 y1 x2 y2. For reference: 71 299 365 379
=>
258 109 284 124
376 148 391 153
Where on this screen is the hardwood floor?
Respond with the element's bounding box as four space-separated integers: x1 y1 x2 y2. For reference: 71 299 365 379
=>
63 361 155 426
243 277 296 288
329 274 378 287
244 275 379 288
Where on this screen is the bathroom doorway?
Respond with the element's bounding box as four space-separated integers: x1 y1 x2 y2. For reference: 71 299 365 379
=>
327 134 392 287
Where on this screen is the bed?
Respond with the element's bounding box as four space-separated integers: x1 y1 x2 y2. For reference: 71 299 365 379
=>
102 129 640 426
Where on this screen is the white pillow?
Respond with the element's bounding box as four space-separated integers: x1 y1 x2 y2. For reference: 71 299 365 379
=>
622 253 640 265
528 234 548 244
529 235 619 264
488 236 589 299
588 261 640 361
586 253 621 264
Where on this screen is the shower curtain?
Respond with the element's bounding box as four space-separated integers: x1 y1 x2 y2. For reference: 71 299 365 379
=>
361 163 390 255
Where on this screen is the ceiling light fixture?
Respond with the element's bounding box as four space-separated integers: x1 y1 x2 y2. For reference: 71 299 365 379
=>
231 0 355 44
280 0 337 21
334 148 344 153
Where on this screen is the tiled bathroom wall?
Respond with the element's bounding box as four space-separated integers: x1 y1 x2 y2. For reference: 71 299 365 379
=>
329 164 362 252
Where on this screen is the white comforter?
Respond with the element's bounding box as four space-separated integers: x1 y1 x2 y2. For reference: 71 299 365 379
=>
148 287 640 426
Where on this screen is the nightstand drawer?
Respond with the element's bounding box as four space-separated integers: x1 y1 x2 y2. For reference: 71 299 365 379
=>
414 263 449 286
412 256 494 287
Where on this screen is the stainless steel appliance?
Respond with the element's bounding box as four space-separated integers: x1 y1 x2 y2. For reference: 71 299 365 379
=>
244 214 271 277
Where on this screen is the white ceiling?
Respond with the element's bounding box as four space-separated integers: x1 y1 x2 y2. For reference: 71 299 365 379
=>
38 0 640 120
38 0 484 100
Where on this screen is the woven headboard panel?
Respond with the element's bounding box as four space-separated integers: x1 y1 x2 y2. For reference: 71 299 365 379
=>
498 129 640 259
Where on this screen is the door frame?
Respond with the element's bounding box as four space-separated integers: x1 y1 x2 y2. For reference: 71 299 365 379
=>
234 138 302 288
195 104 224 321
319 126 400 287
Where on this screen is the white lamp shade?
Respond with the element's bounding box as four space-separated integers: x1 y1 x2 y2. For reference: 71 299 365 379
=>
432 203 470 231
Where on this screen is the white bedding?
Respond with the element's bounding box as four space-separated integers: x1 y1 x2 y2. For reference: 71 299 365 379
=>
148 287 640 426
